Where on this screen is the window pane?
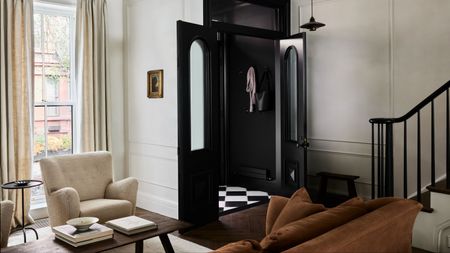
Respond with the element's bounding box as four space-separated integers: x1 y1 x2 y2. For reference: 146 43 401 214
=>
46 105 73 157
190 40 206 151
33 106 46 161
286 47 298 142
34 14 42 51
42 14 71 103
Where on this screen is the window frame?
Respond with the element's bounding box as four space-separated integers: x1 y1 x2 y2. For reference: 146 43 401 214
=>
30 1 76 214
33 2 77 159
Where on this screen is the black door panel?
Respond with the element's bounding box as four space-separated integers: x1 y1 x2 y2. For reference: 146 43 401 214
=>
280 33 307 192
177 21 220 224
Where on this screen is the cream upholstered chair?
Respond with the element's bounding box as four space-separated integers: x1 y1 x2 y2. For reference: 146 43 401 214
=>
40 151 138 227
1 200 14 248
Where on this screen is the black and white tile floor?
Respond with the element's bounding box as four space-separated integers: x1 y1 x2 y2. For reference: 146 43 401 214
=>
219 185 270 213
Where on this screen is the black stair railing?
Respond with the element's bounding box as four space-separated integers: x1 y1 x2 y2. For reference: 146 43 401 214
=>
369 80 450 202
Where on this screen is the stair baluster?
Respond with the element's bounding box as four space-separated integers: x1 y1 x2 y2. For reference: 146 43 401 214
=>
369 80 450 208
417 111 421 203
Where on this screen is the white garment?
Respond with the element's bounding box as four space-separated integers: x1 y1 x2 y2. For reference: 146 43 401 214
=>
246 66 256 112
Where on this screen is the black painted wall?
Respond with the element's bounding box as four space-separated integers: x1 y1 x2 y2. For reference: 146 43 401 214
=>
227 34 277 189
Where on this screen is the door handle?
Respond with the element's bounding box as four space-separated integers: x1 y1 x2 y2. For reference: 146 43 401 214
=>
298 138 309 149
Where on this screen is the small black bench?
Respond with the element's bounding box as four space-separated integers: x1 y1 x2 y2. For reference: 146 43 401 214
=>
317 172 360 201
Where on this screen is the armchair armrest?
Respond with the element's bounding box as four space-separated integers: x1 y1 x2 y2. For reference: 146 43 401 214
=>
1 200 14 248
47 187 80 227
105 177 138 213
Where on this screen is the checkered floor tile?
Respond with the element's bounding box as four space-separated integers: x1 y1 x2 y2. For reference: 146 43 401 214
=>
219 185 270 213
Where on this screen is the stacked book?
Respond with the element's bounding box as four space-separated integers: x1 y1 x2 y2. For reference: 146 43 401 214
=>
105 215 157 235
52 223 113 247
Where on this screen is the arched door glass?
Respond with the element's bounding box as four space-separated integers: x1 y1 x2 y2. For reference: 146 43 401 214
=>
190 39 207 151
286 46 298 142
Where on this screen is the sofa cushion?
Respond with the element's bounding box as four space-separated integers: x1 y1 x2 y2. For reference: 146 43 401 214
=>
212 240 262 253
260 205 367 253
365 197 402 211
268 188 326 234
338 196 365 208
80 199 132 223
265 196 289 235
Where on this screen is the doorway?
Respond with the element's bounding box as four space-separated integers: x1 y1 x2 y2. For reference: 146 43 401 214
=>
177 0 308 225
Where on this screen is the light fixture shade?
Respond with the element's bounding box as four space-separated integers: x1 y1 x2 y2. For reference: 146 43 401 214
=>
300 16 325 31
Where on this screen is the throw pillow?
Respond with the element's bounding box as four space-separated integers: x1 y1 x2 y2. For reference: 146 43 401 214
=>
260 205 367 253
265 196 289 235
270 187 326 233
212 239 262 253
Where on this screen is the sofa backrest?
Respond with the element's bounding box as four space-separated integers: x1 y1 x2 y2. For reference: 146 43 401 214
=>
40 151 113 201
282 199 422 253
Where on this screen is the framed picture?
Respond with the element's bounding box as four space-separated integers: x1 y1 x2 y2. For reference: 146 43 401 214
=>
147 69 164 98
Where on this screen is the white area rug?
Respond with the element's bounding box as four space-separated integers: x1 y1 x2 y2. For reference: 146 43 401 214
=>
8 227 212 253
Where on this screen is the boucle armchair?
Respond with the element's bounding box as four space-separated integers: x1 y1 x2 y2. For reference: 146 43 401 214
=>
40 151 138 227
1 200 14 248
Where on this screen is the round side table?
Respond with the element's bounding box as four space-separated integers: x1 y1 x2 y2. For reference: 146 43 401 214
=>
1 179 43 243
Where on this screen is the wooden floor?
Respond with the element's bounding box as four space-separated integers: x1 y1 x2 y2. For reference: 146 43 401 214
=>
175 204 267 250
175 203 431 253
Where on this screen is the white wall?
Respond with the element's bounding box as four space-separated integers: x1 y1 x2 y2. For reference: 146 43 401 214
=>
107 0 126 180
125 0 202 218
294 0 450 197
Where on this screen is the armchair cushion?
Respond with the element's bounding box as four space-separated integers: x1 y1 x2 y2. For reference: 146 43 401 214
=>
1 200 14 248
80 199 133 223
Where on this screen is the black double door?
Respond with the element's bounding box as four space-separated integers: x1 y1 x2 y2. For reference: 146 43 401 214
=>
177 21 307 224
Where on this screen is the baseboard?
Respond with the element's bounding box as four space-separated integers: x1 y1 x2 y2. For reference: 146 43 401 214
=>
136 191 178 219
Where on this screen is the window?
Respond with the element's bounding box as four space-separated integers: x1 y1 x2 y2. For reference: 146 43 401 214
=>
31 2 76 210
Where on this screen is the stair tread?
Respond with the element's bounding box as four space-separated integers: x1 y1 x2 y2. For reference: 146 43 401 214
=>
426 186 450 194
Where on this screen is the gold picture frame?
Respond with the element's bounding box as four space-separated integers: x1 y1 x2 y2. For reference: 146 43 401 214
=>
147 69 164 98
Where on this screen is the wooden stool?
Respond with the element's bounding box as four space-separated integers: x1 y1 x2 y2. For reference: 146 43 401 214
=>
317 172 359 201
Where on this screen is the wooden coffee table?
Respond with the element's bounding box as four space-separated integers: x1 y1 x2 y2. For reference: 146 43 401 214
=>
2 209 191 253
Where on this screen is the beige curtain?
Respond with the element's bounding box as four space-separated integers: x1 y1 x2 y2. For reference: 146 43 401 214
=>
0 0 34 227
76 0 111 152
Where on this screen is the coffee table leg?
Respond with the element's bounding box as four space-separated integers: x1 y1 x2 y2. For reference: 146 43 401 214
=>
159 234 175 253
135 240 144 253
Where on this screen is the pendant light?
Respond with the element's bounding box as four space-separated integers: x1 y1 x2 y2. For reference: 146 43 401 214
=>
300 0 325 31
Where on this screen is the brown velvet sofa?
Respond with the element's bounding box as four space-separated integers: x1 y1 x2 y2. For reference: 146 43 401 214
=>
213 188 422 253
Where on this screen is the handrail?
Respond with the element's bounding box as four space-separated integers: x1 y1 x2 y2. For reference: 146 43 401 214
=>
369 79 450 207
370 80 450 124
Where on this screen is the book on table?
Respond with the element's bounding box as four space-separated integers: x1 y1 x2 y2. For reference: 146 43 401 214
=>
105 215 157 235
52 223 113 245
55 234 113 247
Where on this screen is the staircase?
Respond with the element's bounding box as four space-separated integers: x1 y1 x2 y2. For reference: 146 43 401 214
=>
369 80 450 252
